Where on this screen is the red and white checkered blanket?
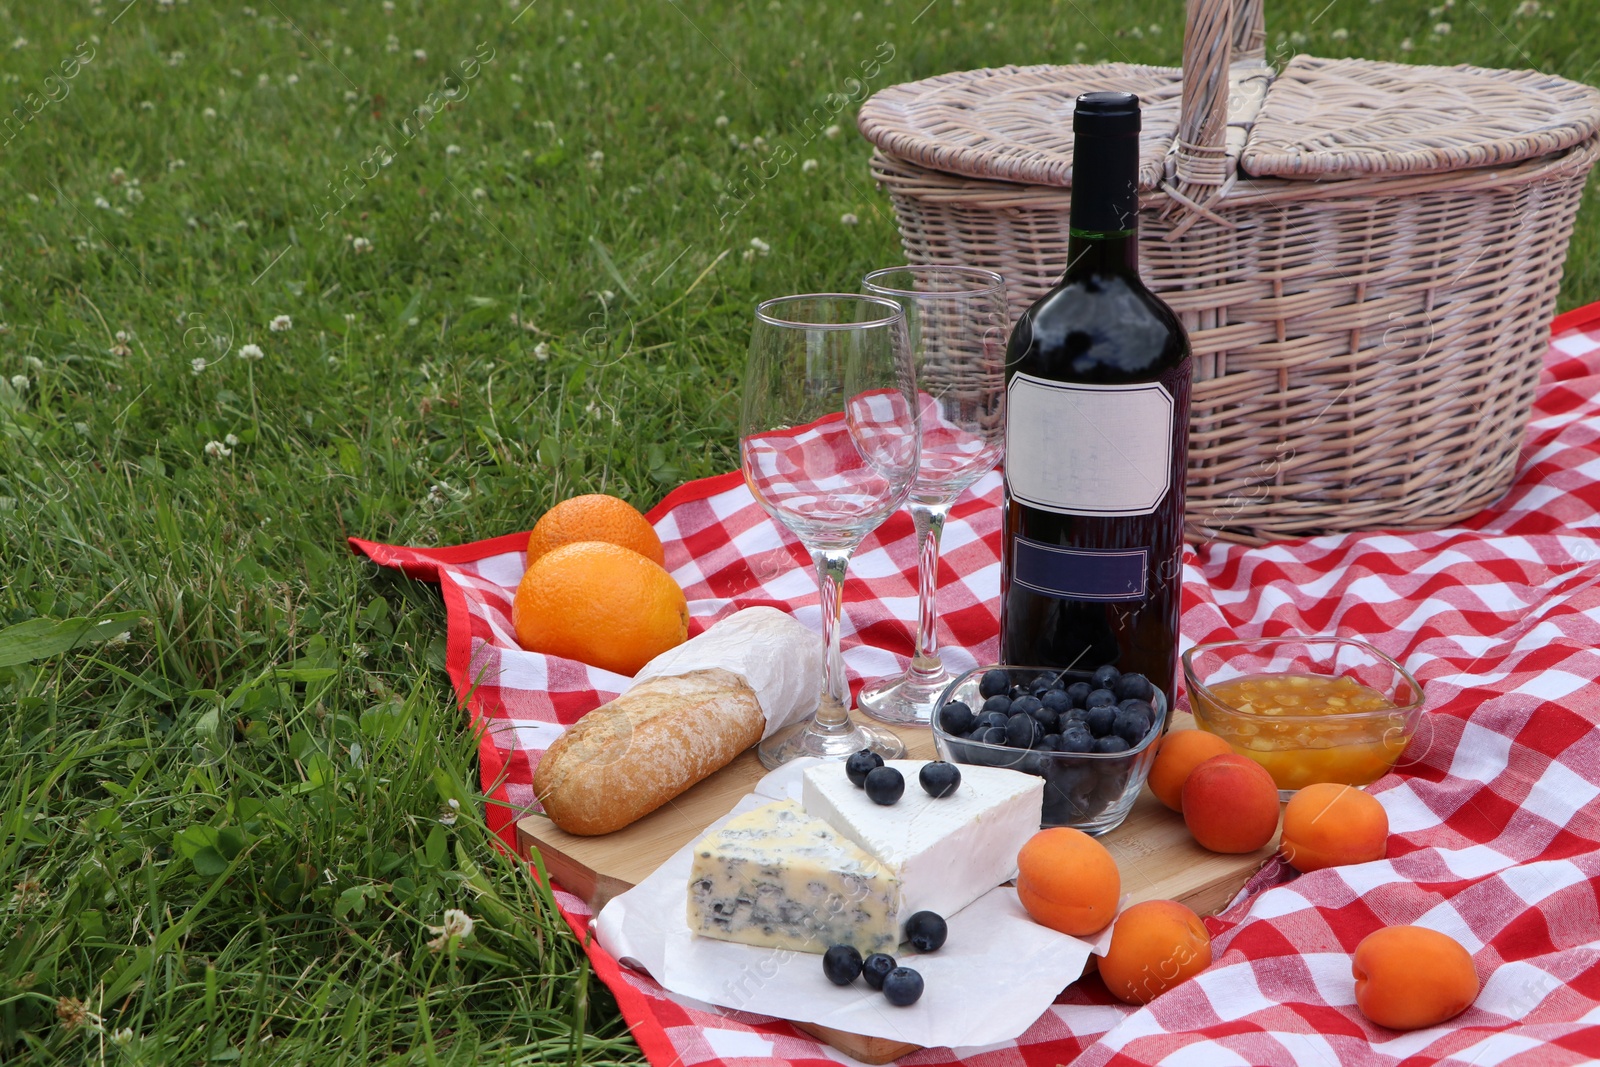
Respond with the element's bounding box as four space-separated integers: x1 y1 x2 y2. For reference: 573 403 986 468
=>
352 303 1600 1067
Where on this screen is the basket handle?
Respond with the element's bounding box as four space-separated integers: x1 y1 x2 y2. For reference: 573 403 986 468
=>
1174 0 1265 187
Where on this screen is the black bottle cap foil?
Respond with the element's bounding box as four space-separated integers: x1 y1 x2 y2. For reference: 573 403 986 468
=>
1070 91 1141 234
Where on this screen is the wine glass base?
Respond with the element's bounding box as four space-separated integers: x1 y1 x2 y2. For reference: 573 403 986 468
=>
757 714 906 769
858 664 955 725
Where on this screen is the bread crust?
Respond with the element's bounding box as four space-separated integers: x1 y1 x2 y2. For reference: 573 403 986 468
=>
532 668 765 835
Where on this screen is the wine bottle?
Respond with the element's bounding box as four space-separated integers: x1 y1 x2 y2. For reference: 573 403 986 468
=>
998 90 1192 696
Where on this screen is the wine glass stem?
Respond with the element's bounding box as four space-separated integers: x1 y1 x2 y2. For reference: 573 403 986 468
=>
911 503 948 671
813 547 853 729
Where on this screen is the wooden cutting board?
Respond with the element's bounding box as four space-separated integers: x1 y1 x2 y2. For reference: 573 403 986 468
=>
514 716 1276 1064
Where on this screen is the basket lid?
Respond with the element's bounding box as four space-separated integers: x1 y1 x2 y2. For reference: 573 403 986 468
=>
1241 56 1600 179
856 64 1183 191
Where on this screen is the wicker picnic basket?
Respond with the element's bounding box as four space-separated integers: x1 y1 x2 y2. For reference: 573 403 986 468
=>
859 0 1600 543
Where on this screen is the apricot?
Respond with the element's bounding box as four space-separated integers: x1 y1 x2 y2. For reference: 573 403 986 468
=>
1181 754 1280 854
1016 827 1121 937
1147 729 1235 811
1098 900 1213 1005
1281 783 1389 873
1353 926 1479 1030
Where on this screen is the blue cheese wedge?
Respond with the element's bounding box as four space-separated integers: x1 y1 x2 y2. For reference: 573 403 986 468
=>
686 798 900 955
802 759 1043 920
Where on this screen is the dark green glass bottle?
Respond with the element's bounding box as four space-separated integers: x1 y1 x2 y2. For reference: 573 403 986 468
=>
998 91 1193 696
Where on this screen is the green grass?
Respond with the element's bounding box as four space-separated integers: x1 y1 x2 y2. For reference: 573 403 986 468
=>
0 0 1595 1062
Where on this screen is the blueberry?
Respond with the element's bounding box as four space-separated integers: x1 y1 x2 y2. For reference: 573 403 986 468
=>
1039 733 1064 752
882 966 924 1006
1028 675 1056 696
1041 689 1073 715
979 726 1009 746
1066 681 1092 708
938 700 975 736
1031 706 1060 733
904 910 948 952
823 944 863 985
981 694 1013 717
1120 698 1155 720
864 766 905 805
919 761 961 798
1043 763 1099 821
978 669 1012 699
1005 712 1041 748
1085 688 1117 709
1113 708 1151 746
1091 664 1122 691
1058 726 1094 753
845 749 884 787
980 710 1010 730
861 952 897 989
1010 695 1043 718
1094 734 1131 754
1114 672 1154 702
1085 705 1117 738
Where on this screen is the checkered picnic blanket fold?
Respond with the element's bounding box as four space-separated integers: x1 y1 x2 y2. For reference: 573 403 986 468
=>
352 302 1600 1067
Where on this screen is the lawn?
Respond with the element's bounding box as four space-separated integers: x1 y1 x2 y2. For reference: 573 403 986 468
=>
1 0 1596 1062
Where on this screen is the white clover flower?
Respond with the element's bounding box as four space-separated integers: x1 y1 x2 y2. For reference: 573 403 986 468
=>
1331 27 1349 40
413 49 428 62
407 316 419 327
472 187 487 199
24 355 42 370
168 158 186 170
191 357 209 374
1433 21 1451 33
257 73 270 87
9 375 27 392
10 37 28 50
571 60 583 72
534 342 550 361
1149 23 1161 33
714 114 729 129
742 248 756 262
94 195 111 209
824 124 841 139
110 167 127 185
752 135 767 150
224 433 239 447
110 1029 134 1047
385 34 400 52
1515 0 1539 13
203 107 217 119
204 440 232 457
285 73 299 85
600 289 616 302
749 237 771 255
445 144 461 155
382 0 394 10
168 50 185 66
1400 36 1414 50
343 89 359 102
344 313 357 323
1075 41 1087 52
840 212 859 226
801 158 818 172
125 186 144 204
604 52 616 63
269 315 292 332
231 220 249 231
238 343 264 361
439 797 461 825
351 236 373 253
852 10 863 19
429 210 442 222
510 72 523 83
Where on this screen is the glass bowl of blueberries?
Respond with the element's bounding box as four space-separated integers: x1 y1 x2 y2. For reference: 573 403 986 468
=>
931 663 1166 835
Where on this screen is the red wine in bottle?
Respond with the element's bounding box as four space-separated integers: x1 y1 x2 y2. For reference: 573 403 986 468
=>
998 91 1192 695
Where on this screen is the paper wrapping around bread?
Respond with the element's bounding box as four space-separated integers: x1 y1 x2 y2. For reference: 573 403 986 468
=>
629 606 822 739
533 608 821 836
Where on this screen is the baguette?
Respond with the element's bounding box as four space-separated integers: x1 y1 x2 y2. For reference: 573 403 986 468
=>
533 668 764 836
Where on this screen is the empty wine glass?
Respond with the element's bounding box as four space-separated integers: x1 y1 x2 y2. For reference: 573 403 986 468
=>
857 266 1009 725
740 294 921 768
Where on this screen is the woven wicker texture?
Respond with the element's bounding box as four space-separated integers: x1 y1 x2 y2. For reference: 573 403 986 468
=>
860 0 1600 543
856 64 1183 190
1241 56 1600 178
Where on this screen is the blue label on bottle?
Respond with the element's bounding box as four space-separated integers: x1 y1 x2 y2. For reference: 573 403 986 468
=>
1010 536 1148 602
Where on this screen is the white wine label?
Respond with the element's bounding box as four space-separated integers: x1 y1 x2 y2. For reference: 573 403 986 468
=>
1005 374 1175 516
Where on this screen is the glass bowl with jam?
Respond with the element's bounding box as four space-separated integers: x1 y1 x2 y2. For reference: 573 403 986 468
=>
1182 636 1424 798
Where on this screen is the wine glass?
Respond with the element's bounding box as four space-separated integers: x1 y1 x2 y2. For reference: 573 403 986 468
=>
856 266 1009 725
740 294 921 768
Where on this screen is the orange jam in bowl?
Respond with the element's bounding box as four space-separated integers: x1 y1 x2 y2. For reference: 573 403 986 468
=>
1182 638 1424 797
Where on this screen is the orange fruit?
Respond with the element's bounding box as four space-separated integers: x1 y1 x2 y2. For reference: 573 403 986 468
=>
1147 729 1235 812
1098 900 1213 1004
1015 827 1121 937
527 494 665 568
512 541 688 675
1353 926 1479 1030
